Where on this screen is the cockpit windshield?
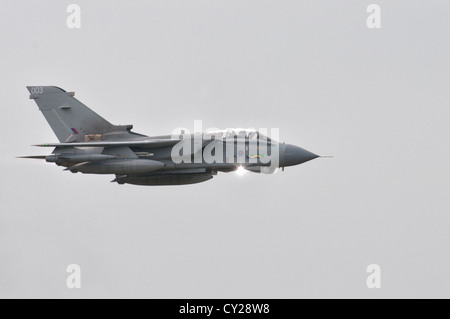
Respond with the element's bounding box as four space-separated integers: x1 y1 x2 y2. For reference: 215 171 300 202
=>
204 128 272 142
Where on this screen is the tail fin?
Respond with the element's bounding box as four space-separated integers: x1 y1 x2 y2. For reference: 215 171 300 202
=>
27 86 115 142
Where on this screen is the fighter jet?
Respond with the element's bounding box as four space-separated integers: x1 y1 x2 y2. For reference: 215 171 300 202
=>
20 86 320 186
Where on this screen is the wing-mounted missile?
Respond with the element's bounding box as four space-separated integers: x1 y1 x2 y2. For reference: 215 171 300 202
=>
45 154 118 163
18 154 118 163
68 159 165 174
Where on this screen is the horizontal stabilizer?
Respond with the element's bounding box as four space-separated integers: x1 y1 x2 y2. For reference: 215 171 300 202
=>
17 155 48 159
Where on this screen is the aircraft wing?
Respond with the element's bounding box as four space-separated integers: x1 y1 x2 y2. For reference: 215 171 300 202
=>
34 139 181 148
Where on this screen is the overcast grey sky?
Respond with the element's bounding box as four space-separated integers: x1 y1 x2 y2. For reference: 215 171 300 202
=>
1 0 450 298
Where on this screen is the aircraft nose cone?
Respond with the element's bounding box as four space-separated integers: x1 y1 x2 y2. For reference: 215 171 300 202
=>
280 144 318 167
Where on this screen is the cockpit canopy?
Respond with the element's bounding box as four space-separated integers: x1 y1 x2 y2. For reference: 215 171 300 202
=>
204 128 272 142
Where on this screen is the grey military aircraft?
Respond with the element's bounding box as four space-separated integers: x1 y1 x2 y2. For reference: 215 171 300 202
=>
21 86 320 186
